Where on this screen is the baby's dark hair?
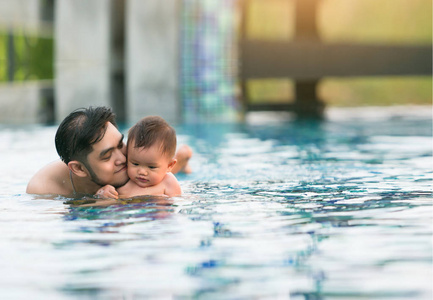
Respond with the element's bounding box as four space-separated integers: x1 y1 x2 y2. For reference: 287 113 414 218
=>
127 116 176 158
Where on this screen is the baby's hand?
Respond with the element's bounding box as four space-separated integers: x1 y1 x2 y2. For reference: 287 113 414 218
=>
95 185 119 199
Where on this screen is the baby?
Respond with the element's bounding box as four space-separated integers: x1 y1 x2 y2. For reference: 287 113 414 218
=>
96 116 182 199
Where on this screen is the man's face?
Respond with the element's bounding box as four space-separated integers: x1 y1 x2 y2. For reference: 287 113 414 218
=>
84 122 129 188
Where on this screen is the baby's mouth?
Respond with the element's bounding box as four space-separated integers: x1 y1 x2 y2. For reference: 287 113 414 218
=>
137 177 149 183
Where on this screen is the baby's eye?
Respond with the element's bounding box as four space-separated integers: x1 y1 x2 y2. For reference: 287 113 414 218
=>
149 166 157 169
132 162 139 166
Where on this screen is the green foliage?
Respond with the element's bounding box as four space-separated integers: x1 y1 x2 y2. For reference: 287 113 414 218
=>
0 30 53 82
320 76 432 106
320 0 432 45
0 34 5 80
247 0 432 45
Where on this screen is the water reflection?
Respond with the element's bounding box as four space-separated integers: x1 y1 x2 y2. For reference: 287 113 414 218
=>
0 110 431 299
58 196 177 248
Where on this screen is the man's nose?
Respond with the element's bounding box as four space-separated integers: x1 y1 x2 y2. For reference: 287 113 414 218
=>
114 148 126 164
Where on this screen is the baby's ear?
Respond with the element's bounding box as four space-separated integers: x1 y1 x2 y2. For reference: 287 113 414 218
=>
167 158 177 172
68 161 89 178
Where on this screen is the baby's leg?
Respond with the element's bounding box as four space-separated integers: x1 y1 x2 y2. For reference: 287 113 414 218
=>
172 144 193 174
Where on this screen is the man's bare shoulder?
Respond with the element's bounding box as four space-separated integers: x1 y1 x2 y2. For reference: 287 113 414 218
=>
26 160 71 195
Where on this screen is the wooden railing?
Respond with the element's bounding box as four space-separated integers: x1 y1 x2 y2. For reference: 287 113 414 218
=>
239 0 432 118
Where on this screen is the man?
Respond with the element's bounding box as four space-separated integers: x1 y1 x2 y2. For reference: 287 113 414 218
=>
26 106 192 197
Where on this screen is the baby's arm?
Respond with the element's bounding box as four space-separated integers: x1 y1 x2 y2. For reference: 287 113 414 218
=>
163 173 182 197
95 184 119 199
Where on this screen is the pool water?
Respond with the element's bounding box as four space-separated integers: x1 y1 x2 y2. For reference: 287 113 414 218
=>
0 107 431 299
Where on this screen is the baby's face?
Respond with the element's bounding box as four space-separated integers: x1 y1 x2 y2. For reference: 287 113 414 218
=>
126 143 174 188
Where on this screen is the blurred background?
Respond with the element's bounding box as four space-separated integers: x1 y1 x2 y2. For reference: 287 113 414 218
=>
0 0 431 124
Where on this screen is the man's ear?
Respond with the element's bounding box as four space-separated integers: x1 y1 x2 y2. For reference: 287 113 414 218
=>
167 158 177 172
68 161 89 178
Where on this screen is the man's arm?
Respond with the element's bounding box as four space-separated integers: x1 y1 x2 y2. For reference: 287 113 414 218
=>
172 145 192 174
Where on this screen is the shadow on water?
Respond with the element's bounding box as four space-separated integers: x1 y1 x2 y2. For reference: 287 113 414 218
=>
63 196 176 221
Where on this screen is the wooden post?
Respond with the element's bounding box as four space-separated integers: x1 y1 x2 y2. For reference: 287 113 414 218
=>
239 0 431 119
294 80 324 118
294 0 319 41
293 0 323 118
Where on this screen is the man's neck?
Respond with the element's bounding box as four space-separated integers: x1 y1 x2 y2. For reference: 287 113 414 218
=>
69 172 101 196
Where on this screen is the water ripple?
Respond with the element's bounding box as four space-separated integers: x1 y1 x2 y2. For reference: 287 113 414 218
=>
0 111 432 299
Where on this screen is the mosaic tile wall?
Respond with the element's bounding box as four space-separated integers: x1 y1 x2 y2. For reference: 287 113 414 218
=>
180 0 240 122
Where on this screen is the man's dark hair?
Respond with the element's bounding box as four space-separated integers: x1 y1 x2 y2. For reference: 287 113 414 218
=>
55 106 117 164
127 116 176 158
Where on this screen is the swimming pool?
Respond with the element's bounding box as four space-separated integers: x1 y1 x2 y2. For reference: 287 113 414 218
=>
0 106 431 299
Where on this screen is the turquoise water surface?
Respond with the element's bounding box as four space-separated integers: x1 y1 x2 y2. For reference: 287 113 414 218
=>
0 107 431 299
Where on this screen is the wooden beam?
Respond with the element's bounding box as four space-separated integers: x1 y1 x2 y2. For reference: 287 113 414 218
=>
241 41 432 79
